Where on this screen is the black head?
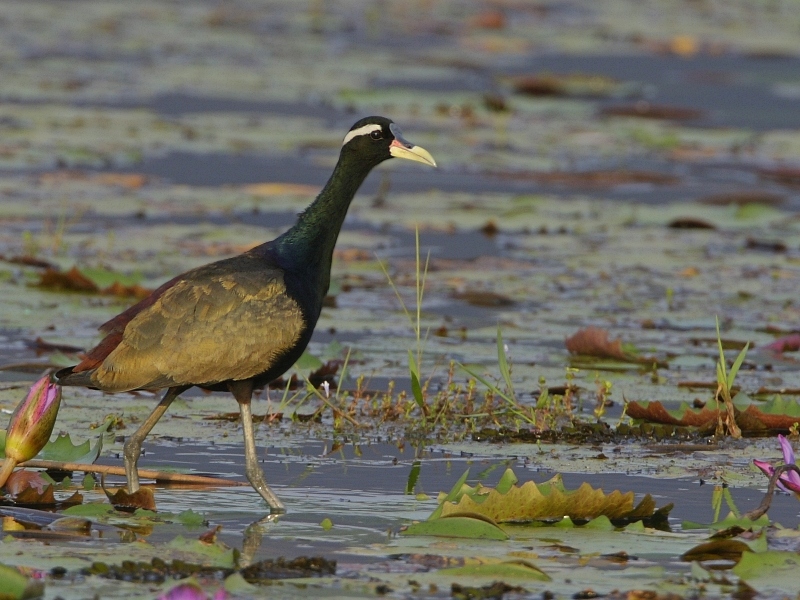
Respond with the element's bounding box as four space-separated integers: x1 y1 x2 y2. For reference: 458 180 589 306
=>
340 116 436 168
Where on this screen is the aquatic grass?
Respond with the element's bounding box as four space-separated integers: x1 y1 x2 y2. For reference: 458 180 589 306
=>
715 316 747 438
378 226 431 415
711 484 740 523
263 380 310 424
458 326 537 426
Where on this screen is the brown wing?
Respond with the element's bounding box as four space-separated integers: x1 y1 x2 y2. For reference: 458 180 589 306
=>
88 267 305 392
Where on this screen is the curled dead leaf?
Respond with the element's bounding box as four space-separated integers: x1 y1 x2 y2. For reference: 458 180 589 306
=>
681 539 751 562
25 337 84 356
566 327 628 360
37 267 98 293
668 217 716 229
105 486 156 512
5 470 51 496
36 267 152 299
627 397 800 432
453 290 514 307
101 281 152 300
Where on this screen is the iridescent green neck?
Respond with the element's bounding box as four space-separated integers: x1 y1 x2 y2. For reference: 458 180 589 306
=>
276 151 376 287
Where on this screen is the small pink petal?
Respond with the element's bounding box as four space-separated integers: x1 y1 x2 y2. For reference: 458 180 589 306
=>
778 434 795 465
754 458 791 493
761 334 800 354
158 583 207 600
776 435 800 489
753 459 775 478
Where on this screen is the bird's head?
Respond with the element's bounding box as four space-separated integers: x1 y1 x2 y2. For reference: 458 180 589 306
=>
340 116 436 168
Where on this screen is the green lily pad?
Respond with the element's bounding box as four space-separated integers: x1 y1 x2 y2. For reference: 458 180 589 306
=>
732 550 800 582
402 515 508 540
37 417 114 463
166 536 236 568
0 564 44 600
439 559 550 581
176 509 206 527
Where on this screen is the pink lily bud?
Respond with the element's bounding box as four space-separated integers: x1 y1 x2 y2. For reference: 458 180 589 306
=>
158 583 228 600
0 375 61 488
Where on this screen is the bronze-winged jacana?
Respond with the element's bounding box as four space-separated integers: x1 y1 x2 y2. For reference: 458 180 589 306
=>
54 117 436 512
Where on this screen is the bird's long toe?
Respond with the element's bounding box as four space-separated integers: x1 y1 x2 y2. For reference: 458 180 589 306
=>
245 462 286 513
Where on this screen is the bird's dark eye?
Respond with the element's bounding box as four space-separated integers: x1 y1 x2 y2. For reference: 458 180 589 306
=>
370 130 383 140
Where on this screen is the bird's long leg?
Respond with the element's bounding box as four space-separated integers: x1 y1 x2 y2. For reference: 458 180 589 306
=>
123 385 188 493
229 379 285 513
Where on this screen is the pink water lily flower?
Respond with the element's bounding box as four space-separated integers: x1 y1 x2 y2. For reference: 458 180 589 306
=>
753 434 800 494
158 583 228 600
0 375 62 488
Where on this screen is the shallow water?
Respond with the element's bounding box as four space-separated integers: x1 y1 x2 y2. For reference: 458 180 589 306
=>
2 0 800 596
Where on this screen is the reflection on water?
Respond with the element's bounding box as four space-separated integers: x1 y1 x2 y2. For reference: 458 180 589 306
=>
94 439 800 562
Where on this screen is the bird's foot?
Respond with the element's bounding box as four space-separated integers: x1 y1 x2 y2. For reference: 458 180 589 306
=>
245 464 285 513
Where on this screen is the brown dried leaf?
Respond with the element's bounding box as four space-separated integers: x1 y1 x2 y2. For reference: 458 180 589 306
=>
627 398 800 432
241 182 319 196
36 267 99 293
2 255 59 269
36 267 151 299
101 281 152 300
681 539 751 562
25 337 84 356
668 217 716 229
739 404 800 431
626 401 720 429
38 171 148 189
745 238 787 253
93 173 148 189
470 10 505 29
566 327 630 361
4 471 56 505
105 486 156 512
453 290 514 307
5 470 51 496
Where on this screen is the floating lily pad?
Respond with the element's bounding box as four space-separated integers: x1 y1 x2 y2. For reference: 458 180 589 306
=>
402 515 508 540
438 559 550 582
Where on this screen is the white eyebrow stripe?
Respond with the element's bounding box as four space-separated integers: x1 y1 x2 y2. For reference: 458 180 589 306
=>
342 123 382 146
